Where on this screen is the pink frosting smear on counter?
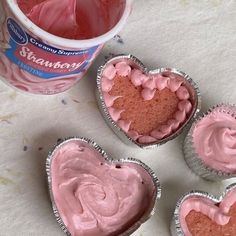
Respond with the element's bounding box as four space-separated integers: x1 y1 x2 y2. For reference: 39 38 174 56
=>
17 0 126 39
179 187 236 236
193 107 236 173
51 140 156 236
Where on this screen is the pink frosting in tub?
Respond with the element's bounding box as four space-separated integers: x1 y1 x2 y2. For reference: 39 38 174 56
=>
0 1 103 94
24 0 78 39
18 0 126 40
193 108 236 173
180 187 236 236
51 140 155 236
101 61 193 144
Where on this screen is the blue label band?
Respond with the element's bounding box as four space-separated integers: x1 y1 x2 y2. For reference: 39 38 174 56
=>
5 18 100 79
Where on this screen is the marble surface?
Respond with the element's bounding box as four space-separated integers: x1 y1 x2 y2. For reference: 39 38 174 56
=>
0 0 236 235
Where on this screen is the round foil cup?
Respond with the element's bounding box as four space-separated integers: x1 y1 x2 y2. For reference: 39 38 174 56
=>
96 54 201 149
183 104 236 181
170 183 236 236
46 137 161 236
0 0 133 95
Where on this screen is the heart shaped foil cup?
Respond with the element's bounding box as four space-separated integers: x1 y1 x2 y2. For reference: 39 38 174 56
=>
184 104 236 181
46 137 161 236
171 183 236 236
96 55 201 149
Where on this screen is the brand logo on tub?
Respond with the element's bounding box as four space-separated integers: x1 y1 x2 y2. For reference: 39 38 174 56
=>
5 18 99 79
7 18 28 45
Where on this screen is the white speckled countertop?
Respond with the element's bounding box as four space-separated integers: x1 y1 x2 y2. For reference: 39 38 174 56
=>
0 0 236 235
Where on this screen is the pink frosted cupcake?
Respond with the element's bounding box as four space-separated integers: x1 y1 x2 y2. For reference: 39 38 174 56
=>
184 104 236 181
171 183 236 236
97 55 200 148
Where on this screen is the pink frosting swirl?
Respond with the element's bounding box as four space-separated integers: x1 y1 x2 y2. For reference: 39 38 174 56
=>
51 140 155 236
193 108 236 173
25 0 78 39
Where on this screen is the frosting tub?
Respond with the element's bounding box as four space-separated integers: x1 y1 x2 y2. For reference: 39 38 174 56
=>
0 0 132 94
46 137 161 236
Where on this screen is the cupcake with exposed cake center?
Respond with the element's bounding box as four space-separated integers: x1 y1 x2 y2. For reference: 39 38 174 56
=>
101 60 194 145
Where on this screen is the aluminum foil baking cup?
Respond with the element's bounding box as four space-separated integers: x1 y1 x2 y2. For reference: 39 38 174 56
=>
96 54 201 149
46 137 161 236
171 183 236 236
183 104 236 181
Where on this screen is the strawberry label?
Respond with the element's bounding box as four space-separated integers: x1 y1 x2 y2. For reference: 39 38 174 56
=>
5 18 99 79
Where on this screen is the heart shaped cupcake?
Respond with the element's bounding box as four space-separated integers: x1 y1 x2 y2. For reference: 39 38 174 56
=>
171 184 236 236
184 104 236 181
46 137 161 236
96 55 200 148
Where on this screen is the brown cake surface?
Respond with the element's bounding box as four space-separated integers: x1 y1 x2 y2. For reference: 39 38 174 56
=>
185 203 236 236
109 76 179 135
